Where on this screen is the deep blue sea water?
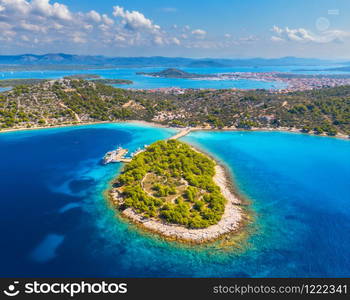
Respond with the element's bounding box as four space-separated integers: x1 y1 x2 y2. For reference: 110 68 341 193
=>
0 124 349 277
0 65 345 90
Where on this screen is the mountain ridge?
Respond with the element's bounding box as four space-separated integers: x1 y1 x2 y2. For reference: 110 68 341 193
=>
0 54 339 68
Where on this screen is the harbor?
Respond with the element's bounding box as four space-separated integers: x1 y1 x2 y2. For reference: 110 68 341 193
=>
103 147 131 164
103 128 193 165
103 145 149 164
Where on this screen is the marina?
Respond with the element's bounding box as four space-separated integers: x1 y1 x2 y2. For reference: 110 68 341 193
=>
103 145 149 164
103 147 130 164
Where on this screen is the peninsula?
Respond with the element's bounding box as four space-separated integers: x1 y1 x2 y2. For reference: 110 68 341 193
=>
109 139 242 243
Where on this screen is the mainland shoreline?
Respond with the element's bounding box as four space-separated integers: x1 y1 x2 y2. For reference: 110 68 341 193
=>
0 119 349 140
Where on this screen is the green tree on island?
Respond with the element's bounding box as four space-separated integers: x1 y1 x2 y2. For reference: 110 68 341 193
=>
113 140 226 229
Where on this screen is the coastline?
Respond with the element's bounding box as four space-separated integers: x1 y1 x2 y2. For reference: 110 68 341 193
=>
1 119 348 140
0 120 171 134
180 126 350 140
108 139 249 244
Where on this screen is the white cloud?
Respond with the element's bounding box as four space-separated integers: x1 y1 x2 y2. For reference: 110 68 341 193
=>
52 22 63 30
19 20 43 32
0 1 171 50
271 25 350 43
153 36 164 45
102 14 114 25
113 5 160 32
0 1 232 53
87 10 101 23
172 37 181 45
271 25 283 35
84 24 93 31
271 36 284 42
71 32 86 44
31 0 72 20
1 0 31 15
31 0 53 16
191 29 206 38
115 34 126 42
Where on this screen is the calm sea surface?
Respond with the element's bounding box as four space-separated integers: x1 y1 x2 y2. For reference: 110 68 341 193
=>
0 123 349 277
0 65 345 90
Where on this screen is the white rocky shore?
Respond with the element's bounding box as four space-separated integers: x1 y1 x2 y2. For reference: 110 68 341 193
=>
110 164 243 243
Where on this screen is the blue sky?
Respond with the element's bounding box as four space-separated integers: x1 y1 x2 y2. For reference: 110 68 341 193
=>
0 0 349 58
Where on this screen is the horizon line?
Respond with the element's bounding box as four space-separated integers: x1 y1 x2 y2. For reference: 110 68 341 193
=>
0 53 348 61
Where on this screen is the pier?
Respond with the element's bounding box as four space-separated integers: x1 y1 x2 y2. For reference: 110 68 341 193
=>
169 128 192 140
102 128 192 165
103 145 150 164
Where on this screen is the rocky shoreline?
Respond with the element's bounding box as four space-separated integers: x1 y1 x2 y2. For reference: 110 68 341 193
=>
109 158 244 244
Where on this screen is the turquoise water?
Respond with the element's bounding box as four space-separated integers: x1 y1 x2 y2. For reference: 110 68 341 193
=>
182 131 350 277
0 65 340 90
0 124 349 277
0 87 11 93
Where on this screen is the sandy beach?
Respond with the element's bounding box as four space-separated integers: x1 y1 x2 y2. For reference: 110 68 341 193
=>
0 119 171 134
1 119 348 140
179 126 349 140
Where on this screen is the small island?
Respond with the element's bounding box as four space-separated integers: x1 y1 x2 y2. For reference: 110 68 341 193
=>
109 139 243 243
136 68 215 79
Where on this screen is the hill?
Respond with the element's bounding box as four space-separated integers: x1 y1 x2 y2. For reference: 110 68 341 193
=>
136 68 214 78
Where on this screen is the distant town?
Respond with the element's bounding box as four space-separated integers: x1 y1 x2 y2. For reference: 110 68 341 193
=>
136 68 350 94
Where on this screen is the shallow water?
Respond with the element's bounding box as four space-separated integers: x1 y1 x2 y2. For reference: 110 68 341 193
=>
0 124 349 277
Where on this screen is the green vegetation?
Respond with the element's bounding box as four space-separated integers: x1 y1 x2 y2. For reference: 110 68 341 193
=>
114 140 226 229
0 78 349 136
